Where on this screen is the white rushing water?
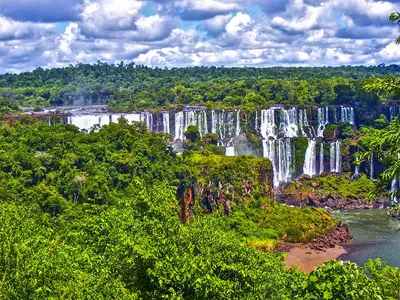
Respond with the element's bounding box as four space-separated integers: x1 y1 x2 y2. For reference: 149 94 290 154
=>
319 142 324 174
389 106 400 122
340 106 355 125
280 108 300 138
370 152 374 179
391 177 399 204
303 139 317 176
263 139 293 187
317 107 329 137
64 105 361 188
260 109 276 139
225 146 236 157
330 141 341 173
174 111 185 141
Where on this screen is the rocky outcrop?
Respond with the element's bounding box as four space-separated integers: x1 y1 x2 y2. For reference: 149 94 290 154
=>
280 190 389 209
305 223 353 251
276 222 353 253
277 174 390 210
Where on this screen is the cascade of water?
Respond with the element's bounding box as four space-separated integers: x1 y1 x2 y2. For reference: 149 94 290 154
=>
236 110 241 137
225 147 236 157
162 112 170 134
329 141 341 173
174 111 184 141
195 111 208 137
123 113 141 125
260 109 276 139
255 110 258 132
317 107 329 137
140 112 153 130
184 111 196 130
389 106 400 122
211 110 217 135
303 139 317 176
370 152 374 179
340 106 355 125
298 109 308 136
203 111 208 136
68 115 105 131
263 139 293 187
280 107 299 137
391 177 399 204
319 142 324 174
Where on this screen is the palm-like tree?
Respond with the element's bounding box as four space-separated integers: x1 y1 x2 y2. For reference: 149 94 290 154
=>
389 12 400 44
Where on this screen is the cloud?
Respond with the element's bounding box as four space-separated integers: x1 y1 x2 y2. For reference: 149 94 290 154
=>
0 16 55 41
1 0 400 73
0 0 83 23
177 0 241 20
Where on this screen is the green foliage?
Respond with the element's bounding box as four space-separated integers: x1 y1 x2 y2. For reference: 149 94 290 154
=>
374 114 389 129
338 121 355 139
0 119 399 299
0 63 398 109
299 260 383 299
184 125 200 143
356 118 400 200
285 173 375 200
0 97 21 114
323 124 338 140
294 137 309 175
217 199 336 244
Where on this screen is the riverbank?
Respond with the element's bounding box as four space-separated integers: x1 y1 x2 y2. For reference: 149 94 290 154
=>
285 245 347 273
280 222 353 272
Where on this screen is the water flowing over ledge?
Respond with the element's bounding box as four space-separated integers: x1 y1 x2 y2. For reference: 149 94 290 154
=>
37 105 399 192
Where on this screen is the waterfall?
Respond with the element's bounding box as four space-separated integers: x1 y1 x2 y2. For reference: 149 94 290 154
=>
68 115 106 131
298 109 308 136
329 141 341 173
303 139 317 176
124 113 141 125
370 152 374 179
263 139 293 187
391 177 399 204
236 110 241 137
226 147 236 157
319 142 324 174
195 111 208 137
174 111 184 141
280 107 299 138
317 107 329 137
389 106 400 122
162 112 170 134
340 106 355 125
260 109 276 139
255 110 258 132
140 112 153 130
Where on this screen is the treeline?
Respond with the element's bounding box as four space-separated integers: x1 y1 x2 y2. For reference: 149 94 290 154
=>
0 62 398 109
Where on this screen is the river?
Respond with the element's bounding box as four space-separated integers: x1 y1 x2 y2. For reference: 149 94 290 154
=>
333 209 400 268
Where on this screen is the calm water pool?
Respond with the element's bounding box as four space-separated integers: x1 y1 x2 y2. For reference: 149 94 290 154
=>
333 209 400 268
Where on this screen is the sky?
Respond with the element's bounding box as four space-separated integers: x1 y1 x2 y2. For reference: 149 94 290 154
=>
1 0 400 73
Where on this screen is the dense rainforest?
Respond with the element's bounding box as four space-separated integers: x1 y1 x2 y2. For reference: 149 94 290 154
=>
0 118 399 299
0 64 398 110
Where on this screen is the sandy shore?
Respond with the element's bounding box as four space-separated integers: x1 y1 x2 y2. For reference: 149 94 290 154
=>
285 245 347 273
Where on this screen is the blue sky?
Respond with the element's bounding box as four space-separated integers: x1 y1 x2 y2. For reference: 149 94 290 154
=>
0 0 400 73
